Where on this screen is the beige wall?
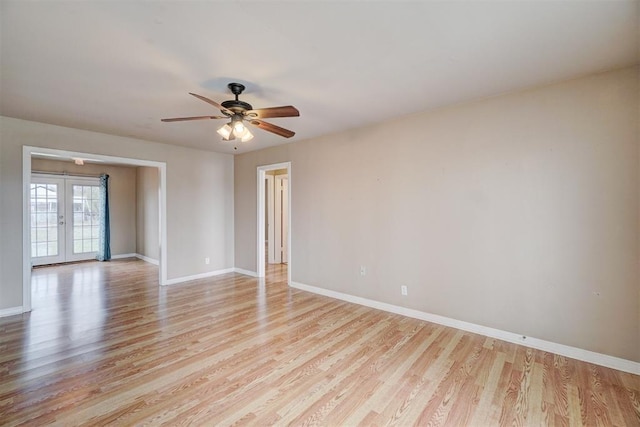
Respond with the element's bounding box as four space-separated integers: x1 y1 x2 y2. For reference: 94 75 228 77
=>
235 67 639 362
0 117 234 309
31 159 137 256
136 166 159 260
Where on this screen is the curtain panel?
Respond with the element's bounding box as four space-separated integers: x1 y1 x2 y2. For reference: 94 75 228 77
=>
97 174 111 261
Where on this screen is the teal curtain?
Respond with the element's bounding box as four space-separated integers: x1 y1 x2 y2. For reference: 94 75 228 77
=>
97 174 111 261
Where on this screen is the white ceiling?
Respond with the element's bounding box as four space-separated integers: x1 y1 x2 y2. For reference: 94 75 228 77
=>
1 1 638 155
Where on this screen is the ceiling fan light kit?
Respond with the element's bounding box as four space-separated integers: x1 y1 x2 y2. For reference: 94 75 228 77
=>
161 82 299 146
240 130 254 142
216 123 232 139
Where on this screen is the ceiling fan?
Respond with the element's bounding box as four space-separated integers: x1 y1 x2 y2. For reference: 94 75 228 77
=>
161 83 299 143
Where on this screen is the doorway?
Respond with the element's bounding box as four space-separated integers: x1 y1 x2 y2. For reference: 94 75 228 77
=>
257 162 291 281
30 174 101 266
22 146 168 313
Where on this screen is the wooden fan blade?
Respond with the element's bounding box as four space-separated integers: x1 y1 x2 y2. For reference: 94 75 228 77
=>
161 115 226 122
249 119 295 138
245 106 300 119
188 92 232 115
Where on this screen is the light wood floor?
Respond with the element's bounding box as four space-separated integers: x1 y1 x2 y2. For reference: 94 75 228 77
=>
1 259 638 426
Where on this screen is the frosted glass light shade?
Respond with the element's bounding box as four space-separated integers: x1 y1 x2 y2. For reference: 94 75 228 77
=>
234 121 245 135
217 124 232 139
241 131 254 142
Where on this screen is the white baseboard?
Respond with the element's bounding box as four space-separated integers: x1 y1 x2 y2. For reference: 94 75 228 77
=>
289 281 640 375
163 268 235 286
111 253 138 260
0 306 24 318
234 268 258 277
135 254 159 265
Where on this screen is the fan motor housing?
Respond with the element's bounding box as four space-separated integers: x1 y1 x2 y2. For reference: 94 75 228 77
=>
221 99 253 113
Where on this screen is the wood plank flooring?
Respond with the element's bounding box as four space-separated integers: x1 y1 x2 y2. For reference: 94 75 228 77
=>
1 259 638 426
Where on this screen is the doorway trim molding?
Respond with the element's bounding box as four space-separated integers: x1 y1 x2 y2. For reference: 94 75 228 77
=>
256 162 291 281
22 146 168 312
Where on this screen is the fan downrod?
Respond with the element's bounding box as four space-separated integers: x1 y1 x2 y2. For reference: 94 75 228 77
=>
228 83 245 98
222 83 252 112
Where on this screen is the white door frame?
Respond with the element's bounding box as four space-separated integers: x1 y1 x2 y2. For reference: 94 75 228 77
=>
256 162 291 281
22 146 168 313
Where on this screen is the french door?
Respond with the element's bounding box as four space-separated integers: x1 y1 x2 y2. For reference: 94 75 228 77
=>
30 175 100 266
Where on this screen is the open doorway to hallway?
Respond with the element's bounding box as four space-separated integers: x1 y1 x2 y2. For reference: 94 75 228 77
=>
265 169 288 266
257 162 291 282
265 170 288 284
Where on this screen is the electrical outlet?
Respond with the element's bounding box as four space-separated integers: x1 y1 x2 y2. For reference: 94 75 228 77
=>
360 266 366 276
205 257 210 265
401 285 408 296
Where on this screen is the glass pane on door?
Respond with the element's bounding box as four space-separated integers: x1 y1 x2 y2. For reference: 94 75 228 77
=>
30 183 60 258
72 184 100 254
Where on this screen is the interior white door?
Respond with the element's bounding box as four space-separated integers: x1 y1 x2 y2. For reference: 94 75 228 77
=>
30 177 66 266
266 175 276 264
274 175 288 264
281 176 288 263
